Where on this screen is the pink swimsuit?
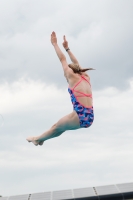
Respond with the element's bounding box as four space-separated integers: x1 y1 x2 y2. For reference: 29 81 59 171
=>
68 75 94 128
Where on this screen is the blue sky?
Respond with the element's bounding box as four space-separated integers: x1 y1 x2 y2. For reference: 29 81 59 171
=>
0 0 133 197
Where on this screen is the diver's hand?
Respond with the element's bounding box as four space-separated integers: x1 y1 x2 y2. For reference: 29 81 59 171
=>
51 31 57 46
62 35 69 49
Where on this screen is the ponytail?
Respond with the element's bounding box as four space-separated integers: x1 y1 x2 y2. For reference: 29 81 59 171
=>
68 63 95 74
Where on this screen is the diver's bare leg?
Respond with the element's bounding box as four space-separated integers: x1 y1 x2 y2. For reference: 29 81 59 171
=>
26 111 80 146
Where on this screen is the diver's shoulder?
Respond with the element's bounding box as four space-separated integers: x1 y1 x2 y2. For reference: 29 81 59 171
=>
81 72 90 78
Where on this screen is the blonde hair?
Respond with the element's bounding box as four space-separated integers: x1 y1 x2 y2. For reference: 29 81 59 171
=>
68 63 95 74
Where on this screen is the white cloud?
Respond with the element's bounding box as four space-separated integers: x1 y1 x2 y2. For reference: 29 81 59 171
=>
0 78 133 196
0 78 70 114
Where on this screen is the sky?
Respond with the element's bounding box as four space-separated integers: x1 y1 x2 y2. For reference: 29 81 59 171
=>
0 0 133 197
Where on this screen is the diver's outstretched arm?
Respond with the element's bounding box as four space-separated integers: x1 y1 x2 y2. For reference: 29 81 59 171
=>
51 31 72 77
51 32 66 62
62 35 79 65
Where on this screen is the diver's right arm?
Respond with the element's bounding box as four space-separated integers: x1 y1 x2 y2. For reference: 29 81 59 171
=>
62 35 79 65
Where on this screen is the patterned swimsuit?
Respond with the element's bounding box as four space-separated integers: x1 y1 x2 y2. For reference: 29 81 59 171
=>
68 75 94 128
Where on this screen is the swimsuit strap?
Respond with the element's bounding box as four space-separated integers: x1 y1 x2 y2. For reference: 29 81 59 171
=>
72 75 92 98
72 77 82 90
71 75 90 90
81 75 91 87
73 89 92 98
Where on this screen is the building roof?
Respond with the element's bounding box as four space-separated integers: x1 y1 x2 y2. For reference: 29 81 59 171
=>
0 182 133 200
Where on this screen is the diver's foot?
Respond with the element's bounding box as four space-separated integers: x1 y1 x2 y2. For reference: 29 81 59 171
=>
26 137 39 146
39 141 44 146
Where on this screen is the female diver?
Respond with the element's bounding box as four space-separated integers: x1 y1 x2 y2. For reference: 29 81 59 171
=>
26 32 94 146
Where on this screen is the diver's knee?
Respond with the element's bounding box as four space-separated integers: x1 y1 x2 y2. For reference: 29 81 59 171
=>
51 123 63 133
51 123 58 132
